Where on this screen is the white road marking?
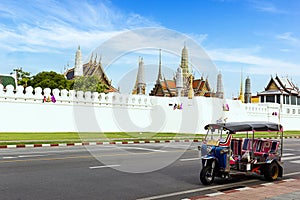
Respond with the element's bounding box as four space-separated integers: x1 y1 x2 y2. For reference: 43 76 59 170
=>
205 192 225 197
284 149 295 151
282 155 300 161
284 171 300 176
18 155 45 158
261 183 274 186
136 179 257 200
2 155 45 159
2 157 16 159
282 153 295 156
180 158 200 162
89 165 120 169
166 144 192 148
290 160 300 164
120 147 167 152
283 179 296 182
235 187 252 191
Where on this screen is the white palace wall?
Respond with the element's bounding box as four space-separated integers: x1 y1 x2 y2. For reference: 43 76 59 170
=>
0 84 227 133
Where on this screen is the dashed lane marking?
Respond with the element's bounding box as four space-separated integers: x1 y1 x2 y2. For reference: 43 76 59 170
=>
1 155 45 159
2 157 16 159
282 155 300 161
180 158 200 162
290 160 300 164
282 153 295 156
18 155 45 158
89 165 120 169
120 147 167 152
284 171 300 176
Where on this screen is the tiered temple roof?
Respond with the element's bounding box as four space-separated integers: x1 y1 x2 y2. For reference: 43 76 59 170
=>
149 46 215 97
65 49 117 93
257 75 300 104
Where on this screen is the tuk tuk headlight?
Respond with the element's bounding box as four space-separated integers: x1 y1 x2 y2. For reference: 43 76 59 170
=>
206 146 213 153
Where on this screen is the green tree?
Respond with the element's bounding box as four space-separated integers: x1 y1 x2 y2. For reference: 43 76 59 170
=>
28 71 70 90
73 75 108 93
12 67 31 87
28 71 108 93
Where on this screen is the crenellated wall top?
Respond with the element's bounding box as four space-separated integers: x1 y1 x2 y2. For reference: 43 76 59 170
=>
0 84 153 107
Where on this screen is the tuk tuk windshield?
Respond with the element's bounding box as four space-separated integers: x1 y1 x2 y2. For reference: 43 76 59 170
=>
204 126 228 145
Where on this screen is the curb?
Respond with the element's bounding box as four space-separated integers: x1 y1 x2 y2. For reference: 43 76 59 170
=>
0 136 299 149
0 139 200 149
236 136 300 139
188 178 298 200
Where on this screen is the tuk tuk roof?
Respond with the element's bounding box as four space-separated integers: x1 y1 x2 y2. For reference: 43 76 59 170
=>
204 121 283 133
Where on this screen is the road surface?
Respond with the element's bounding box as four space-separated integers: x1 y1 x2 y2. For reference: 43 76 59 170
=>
0 139 300 200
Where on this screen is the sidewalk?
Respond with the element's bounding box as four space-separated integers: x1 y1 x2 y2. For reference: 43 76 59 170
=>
190 178 300 200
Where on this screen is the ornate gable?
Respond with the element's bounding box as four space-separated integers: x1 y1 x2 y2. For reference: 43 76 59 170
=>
265 78 280 91
267 81 279 91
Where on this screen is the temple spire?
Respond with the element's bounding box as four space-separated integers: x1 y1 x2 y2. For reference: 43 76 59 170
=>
135 57 146 95
216 71 224 98
175 66 183 97
180 44 189 78
74 45 83 77
156 49 163 84
238 70 244 103
94 54 98 66
244 76 251 103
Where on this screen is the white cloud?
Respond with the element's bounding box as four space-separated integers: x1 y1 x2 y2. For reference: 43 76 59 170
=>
207 47 300 75
249 0 286 14
0 0 160 54
276 32 300 45
279 49 291 52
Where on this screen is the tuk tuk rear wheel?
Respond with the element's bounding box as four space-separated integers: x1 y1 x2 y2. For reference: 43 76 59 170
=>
264 162 279 181
200 165 215 185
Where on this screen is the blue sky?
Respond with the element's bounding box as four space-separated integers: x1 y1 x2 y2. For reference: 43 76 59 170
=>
0 0 299 97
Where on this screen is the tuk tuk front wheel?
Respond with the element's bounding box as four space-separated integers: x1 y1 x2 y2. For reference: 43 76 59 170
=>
264 162 279 181
200 165 215 185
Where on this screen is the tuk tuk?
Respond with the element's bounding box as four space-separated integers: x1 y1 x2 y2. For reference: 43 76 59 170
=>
199 121 283 185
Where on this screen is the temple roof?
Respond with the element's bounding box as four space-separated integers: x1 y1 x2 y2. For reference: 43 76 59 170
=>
257 90 289 95
161 80 176 90
65 52 113 90
260 75 299 96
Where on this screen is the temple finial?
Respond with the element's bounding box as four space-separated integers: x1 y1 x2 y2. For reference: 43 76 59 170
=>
156 49 163 84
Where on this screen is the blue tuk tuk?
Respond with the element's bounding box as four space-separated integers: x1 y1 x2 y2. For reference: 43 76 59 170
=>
199 121 283 185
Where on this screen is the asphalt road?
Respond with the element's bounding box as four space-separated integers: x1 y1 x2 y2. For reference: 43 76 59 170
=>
0 139 300 200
